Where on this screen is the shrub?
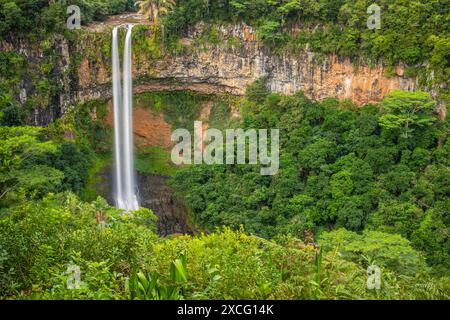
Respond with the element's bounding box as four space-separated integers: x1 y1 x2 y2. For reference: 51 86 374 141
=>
319 229 427 276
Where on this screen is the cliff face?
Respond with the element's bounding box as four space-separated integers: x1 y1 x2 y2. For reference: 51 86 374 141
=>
2 22 421 125
90 163 197 235
0 34 73 125
76 23 418 107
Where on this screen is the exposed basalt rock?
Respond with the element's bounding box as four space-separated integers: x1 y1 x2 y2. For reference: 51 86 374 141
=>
93 164 196 236
137 173 197 236
76 23 418 107
2 20 443 125
105 101 174 148
1 34 73 125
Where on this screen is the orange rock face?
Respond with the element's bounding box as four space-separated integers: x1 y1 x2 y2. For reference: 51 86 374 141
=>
77 23 419 108
103 100 218 149
105 101 173 148
315 55 416 105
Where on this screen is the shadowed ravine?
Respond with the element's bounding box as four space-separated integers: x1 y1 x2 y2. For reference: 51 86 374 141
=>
93 165 197 236
137 173 198 236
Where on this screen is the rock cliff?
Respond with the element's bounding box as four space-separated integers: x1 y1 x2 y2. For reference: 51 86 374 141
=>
76 22 418 108
0 20 428 125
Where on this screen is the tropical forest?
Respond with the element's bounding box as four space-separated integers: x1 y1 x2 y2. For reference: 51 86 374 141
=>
0 0 449 301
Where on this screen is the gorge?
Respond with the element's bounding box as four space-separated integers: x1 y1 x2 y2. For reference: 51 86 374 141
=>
0 1 449 301
1 13 445 236
1 17 437 127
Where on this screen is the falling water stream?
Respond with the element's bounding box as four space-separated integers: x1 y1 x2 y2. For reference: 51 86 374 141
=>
112 25 139 211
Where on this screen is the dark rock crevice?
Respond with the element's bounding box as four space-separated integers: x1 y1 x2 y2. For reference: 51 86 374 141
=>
137 173 197 236
92 165 196 236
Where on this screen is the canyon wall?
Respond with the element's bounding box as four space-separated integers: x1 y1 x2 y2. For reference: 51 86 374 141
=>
75 23 418 108
2 22 422 125
0 35 73 125
91 163 198 235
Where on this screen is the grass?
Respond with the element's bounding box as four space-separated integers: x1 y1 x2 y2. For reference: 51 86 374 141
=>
135 146 180 177
82 152 111 202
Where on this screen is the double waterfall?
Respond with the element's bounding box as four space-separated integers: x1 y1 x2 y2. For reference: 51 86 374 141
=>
112 25 139 211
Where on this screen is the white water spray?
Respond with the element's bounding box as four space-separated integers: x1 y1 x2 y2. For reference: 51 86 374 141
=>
112 25 139 211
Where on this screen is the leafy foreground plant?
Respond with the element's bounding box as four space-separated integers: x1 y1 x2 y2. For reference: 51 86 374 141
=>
0 193 448 300
129 255 188 300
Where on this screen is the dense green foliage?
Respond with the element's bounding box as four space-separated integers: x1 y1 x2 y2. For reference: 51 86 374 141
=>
173 81 450 274
0 96 112 209
0 193 157 299
165 0 449 65
163 0 449 91
319 229 426 276
0 126 92 207
0 0 449 300
1 86 448 299
0 193 448 299
0 0 135 39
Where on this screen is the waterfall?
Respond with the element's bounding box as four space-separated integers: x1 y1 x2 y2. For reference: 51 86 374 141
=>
112 25 139 211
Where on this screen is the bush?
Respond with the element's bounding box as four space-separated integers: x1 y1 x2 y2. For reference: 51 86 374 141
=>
319 229 427 276
0 193 157 298
173 88 448 275
0 193 448 300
